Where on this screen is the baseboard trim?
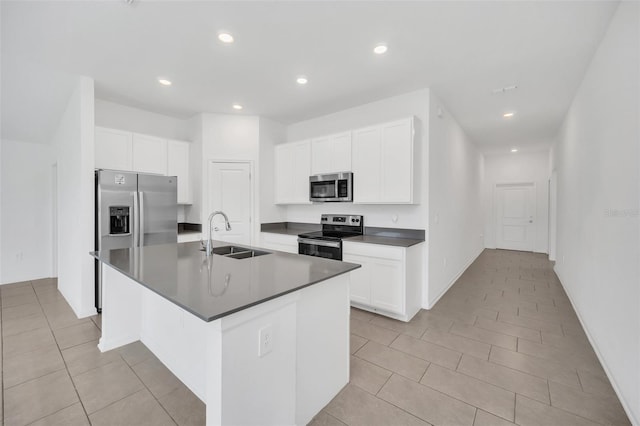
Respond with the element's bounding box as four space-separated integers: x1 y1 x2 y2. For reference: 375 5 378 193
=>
426 247 483 310
554 266 639 426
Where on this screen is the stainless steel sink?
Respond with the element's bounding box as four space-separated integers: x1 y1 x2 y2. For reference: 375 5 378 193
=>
200 245 271 259
211 245 249 255
225 249 271 260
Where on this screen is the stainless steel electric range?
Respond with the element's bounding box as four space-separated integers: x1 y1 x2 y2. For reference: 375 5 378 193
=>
297 214 364 261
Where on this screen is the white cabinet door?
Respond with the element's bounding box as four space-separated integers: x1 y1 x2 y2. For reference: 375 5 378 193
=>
332 133 352 172
352 127 382 203
370 259 404 314
381 120 413 203
344 242 409 319
292 141 311 202
311 133 352 174
352 118 414 204
342 253 371 306
275 140 311 204
95 127 132 171
132 133 167 175
311 136 332 175
167 140 191 204
275 144 294 204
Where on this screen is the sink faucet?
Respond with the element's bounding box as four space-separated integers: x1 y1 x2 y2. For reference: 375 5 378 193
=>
205 211 232 256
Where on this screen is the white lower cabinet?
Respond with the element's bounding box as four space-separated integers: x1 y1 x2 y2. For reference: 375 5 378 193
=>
343 241 423 322
178 233 201 243
260 232 299 254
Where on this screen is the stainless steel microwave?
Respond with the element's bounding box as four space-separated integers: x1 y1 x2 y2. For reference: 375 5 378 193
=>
309 172 353 202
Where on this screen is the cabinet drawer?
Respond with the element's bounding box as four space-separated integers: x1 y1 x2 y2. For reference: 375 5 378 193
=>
343 241 404 260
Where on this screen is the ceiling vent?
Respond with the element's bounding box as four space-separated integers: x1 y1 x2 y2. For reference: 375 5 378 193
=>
491 85 518 95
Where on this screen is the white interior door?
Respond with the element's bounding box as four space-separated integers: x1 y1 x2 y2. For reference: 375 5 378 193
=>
495 183 536 251
207 161 252 245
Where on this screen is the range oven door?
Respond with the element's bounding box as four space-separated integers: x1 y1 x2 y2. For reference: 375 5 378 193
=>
298 238 342 261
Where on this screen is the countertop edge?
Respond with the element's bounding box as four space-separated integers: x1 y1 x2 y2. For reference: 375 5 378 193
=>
91 247 360 322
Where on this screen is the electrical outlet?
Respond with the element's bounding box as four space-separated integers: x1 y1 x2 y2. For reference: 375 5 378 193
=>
258 325 273 357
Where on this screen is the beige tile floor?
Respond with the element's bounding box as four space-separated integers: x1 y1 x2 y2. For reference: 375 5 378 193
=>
0 278 205 426
312 249 631 426
0 249 630 426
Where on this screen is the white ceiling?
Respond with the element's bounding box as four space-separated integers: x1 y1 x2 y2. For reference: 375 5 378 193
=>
1 1 618 150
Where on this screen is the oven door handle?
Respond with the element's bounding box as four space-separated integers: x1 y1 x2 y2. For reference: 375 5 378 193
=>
297 238 341 249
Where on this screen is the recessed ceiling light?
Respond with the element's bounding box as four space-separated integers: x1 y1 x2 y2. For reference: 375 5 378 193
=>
232 104 243 110
296 76 308 85
503 112 515 118
373 44 388 55
218 33 234 43
157 78 172 86
511 148 518 153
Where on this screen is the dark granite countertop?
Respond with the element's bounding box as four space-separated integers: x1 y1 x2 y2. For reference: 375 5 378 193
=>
261 222 425 248
260 222 321 236
343 235 424 247
91 241 359 322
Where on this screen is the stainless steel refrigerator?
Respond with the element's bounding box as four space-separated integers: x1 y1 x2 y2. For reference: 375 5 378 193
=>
94 169 177 312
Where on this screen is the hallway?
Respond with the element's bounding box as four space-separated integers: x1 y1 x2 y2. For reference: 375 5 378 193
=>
315 249 630 425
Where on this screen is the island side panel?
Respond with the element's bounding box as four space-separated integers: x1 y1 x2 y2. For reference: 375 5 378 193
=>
217 292 299 426
98 264 142 352
140 287 209 401
295 273 350 425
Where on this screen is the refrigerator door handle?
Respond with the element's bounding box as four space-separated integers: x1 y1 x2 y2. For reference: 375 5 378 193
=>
139 191 145 247
133 191 140 247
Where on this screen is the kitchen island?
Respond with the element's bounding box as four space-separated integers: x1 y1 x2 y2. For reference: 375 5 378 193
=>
91 241 359 426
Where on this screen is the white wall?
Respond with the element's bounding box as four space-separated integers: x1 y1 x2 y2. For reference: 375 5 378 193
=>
258 118 286 224
0 140 55 284
197 114 261 243
95 99 191 141
184 114 203 225
284 89 430 229
483 150 550 253
427 93 484 308
54 76 96 318
551 2 639 423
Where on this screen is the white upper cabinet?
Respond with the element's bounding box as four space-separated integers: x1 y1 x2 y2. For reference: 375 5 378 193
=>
167 139 192 204
132 133 167 175
95 127 133 171
352 118 415 204
351 126 382 203
273 117 415 206
275 140 311 204
95 127 192 204
381 119 413 203
310 132 351 174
